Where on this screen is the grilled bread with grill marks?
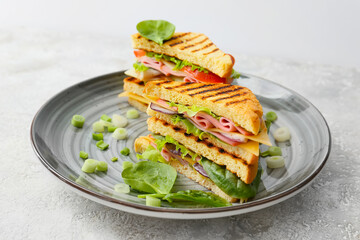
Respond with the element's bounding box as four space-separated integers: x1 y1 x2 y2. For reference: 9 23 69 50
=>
147 117 258 184
124 77 145 96
144 80 263 135
132 32 234 78
147 107 258 165
134 137 237 202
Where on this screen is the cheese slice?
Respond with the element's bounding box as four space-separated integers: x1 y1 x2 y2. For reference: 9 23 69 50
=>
118 91 151 104
237 140 259 156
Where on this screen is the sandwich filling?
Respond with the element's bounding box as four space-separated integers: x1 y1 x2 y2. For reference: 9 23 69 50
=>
129 50 241 84
137 134 262 201
148 100 271 148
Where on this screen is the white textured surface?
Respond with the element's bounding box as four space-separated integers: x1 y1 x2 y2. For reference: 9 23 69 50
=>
0 28 359 239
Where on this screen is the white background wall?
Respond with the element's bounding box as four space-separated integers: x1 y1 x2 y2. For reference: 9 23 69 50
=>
1 0 359 68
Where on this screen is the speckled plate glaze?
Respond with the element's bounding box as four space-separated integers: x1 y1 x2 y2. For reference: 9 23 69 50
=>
30 71 331 219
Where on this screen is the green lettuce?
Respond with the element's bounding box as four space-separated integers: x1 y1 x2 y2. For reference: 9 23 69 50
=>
146 52 208 73
133 61 149 72
136 145 166 163
171 115 205 140
167 102 219 119
231 69 241 79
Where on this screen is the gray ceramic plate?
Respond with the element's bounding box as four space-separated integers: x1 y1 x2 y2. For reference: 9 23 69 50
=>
30 71 331 219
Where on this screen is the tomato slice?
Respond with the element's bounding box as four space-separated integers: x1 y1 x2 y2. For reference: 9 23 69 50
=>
134 50 146 58
181 66 228 84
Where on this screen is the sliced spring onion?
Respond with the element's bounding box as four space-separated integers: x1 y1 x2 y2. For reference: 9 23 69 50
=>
92 121 105 132
107 126 118 132
96 161 108 172
120 147 130 156
81 159 98 173
146 196 161 207
265 120 271 133
96 140 109 150
122 161 133 170
112 128 127 140
111 157 118 162
100 114 112 122
79 151 88 159
114 183 130 194
126 109 139 119
112 114 128 128
261 146 282 157
71 115 85 128
266 156 285 168
266 111 277 122
92 133 103 141
274 127 291 142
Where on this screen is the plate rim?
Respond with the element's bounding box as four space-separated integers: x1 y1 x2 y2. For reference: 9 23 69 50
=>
30 70 332 218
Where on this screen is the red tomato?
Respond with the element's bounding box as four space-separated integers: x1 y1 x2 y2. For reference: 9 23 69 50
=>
181 66 228 84
133 50 146 58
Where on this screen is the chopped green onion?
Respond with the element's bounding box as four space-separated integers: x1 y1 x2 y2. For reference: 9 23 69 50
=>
122 161 133 170
92 121 105 132
146 196 161 207
81 159 98 173
107 126 117 132
96 161 108 172
92 133 103 141
79 151 88 159
261 146 282 157
266 111 277 122
120 147 130 156
126 109 139 119
114 183 130 193
100 114 112 122
96 140 109 150
266 156 285 168
111 157 118 162
112 114 128 128
112 128 127 140
100 119 113 128
71 115 85 128
274 127 291 142
265 119 271 133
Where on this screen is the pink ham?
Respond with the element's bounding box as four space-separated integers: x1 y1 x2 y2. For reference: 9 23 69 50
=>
139 56 186 77
158 143 188 165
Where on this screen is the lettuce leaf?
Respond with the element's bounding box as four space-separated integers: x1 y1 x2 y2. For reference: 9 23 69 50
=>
171 115 205 140
167 102 219 119
146 52 208 73
231 69 241 79
136 145 166 163
133 61 149 72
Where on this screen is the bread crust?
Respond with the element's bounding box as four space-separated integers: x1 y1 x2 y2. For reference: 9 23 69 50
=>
147 107 258 165
144 80 263 134
134 137 237 203
147 117 258 184
132 32 234 78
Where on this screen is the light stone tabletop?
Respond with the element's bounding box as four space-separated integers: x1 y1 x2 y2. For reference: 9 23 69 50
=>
0 28 359 240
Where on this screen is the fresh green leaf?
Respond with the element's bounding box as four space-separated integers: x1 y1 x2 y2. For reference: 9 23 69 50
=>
163 190 231 207
265 119 271 133
133 61 149 72
201 158 262 199
136 20 175 45
136 145 166 163
120 147 130 156
231 69 241 79
121 161 177 194
171 115 206 140
146 52 208 73
167 102 219 118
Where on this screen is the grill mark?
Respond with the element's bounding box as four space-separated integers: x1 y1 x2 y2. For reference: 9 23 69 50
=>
203 48 219 55
136 35 141 39
155 80 172 86
169 41 184 47
189 85 233 96
201 89 238 99
225 99 250 106
165 82 194 90
212 92 248 102
206 143 214 148
181 38 209 51
179 35 203 50
167 33 190 42
196 138 201 142
163 121 169 126
218 148 225 153
192 42 214 53
180 84 214 93
173 127 181 131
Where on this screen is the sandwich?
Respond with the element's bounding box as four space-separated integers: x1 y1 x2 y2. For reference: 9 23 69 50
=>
119 25 242 111
134 80 271 202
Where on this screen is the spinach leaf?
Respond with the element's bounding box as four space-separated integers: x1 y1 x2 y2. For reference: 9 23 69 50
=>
201 159 262 199
133 61 149 72
163 190 231 207
136 20 175 45
121 161 177 194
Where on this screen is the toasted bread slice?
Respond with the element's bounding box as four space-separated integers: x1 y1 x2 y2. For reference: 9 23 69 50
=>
134 137 237 202
144 80 263 135
147 107 258 165
132 32 234 78
147 117 258 184
123 77 145 96
128 98 148 112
